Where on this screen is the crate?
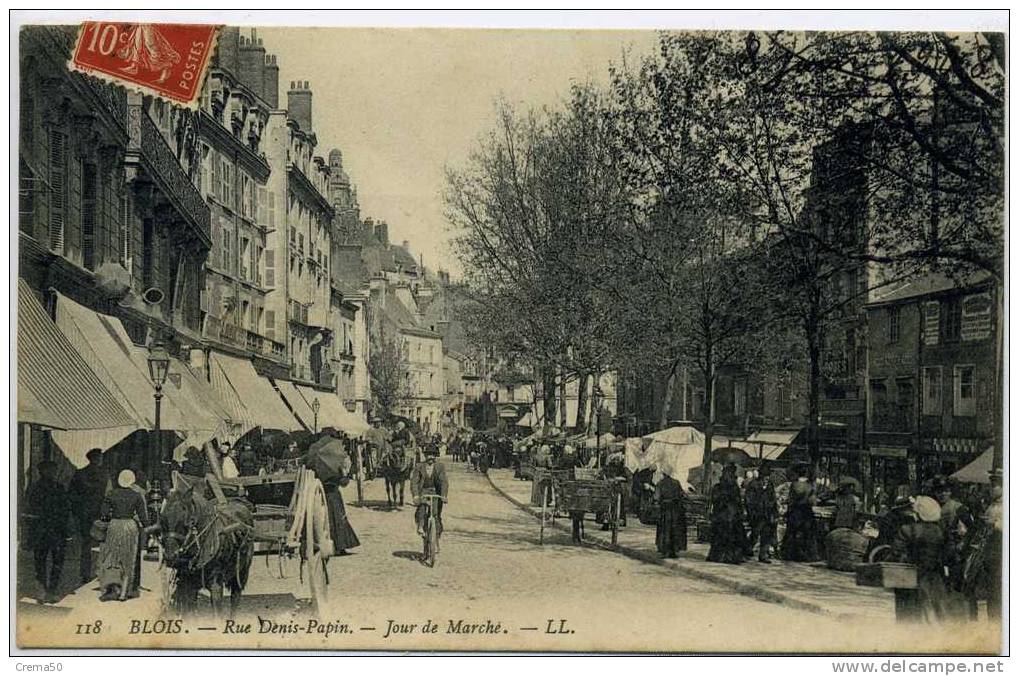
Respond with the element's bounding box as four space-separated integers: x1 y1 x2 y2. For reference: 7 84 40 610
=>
559 480 616 514
855 562 918 589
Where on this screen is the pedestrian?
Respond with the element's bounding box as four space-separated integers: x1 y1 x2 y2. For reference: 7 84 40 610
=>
558 444 586 543
833 478 861 530
780 465 821 562
960 468 1003 622
653 464 687 558
24 460 70 603
707 463 747 564
97 470 149 602
68 448 109 584
744 463 779 563
313 444 361 557
892 495 952 623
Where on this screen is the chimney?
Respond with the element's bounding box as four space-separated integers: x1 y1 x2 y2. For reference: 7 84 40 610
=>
216 26 240 75
263 54 279 107
238 29 267 99
374 221 389 247
287 80 313 133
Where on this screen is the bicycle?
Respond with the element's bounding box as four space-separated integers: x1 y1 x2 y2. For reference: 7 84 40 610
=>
418 493 444 567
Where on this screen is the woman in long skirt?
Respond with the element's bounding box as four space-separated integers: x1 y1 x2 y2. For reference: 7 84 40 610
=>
780 468 821 562
707 463 746 564
97 470 148 601
323 476 360 555
654 467 687 558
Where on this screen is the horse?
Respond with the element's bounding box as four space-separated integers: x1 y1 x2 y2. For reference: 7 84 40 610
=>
381 447 414 507
159 474 255 617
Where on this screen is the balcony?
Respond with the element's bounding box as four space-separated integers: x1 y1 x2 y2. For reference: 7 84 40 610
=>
202 315 285 362
124 108 211 246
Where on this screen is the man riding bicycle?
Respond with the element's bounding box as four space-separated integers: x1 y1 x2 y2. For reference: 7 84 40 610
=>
410 446 449 549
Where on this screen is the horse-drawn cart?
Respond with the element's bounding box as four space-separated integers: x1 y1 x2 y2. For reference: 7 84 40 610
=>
223 468 333 613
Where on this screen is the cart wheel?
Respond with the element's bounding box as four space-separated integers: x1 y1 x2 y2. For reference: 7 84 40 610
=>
305 477 330 615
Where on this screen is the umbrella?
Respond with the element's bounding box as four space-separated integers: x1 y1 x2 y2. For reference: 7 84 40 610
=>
303 437 352 483
711 446 752 465
363 427 390 450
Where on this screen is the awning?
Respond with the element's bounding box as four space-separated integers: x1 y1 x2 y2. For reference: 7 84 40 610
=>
296 385 370 437
55 291 228 433
210 352 303 431
951 448 995 484
730 429 802 462
277 379 316 429
17 280 136 431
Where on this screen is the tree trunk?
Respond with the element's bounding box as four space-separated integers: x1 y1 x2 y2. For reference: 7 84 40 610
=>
542 366 557 433
806 307 822 476
659 360 679 430
575 371 591 433
700 364 716 496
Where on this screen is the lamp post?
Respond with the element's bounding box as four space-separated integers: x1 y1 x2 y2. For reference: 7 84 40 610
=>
312 397 321 434
146 342 171 482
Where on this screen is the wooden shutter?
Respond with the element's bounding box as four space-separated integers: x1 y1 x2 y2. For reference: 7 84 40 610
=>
265 248 275 288
267 191 275 229
48 129 66 252
210 149 220 201
81 164 96 270
265 309 276 341
257 185 267 227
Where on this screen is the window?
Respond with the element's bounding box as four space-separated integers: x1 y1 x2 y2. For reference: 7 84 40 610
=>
239 237 250 280
888 306 900 343
922 367 942 416
81 163 97 270
942 298 962 343
954 365 976 417
119 194 131 271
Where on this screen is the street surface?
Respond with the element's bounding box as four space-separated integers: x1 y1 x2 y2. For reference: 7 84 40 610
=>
17 460 999 652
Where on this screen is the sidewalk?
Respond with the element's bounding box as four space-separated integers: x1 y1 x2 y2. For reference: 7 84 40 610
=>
486 468 894 621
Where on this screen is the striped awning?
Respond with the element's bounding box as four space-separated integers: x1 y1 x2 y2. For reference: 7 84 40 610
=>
277 379 316 430
17 280 136 431
296 385 370 437
54 291 228 433
210 352 303 431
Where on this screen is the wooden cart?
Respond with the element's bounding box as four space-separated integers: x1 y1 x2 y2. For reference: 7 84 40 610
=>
535 470 624 547
224 468 333 614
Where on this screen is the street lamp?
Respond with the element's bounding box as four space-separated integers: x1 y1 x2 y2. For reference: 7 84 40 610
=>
146 342 171 481
312 397 321 433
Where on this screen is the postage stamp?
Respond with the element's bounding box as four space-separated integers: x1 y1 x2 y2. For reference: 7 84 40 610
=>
69 21 218 107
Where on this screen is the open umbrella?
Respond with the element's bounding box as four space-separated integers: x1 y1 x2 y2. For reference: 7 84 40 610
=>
303 437 352 484
711 446 752 466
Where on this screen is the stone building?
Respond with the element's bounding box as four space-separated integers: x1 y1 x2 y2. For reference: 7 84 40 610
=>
865 272 998 492
264 79 336 387
196 27 286 374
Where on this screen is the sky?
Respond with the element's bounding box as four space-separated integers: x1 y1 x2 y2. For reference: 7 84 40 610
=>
259 27 658 277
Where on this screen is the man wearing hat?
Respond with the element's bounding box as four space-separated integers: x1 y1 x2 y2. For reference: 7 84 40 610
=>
69 448 110 584
745 463 779 563
892 495 951 622
410 446 449 549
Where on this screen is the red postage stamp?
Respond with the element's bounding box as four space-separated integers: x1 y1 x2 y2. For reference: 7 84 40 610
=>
69 22 219 107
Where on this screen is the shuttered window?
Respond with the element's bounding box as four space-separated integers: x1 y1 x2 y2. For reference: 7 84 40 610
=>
264 248 275 288
257 185 267 228
48 129 67 253
119 194 131 272
210 148 220 201
267 191 276 229
265 309 275 340
81 163 97 270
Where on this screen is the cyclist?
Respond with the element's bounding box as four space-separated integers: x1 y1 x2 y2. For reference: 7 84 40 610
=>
410 446 449 550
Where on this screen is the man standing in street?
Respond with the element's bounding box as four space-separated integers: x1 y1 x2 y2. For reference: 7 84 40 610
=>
745 463 779 563
68 448 109 584
25 460 71 603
